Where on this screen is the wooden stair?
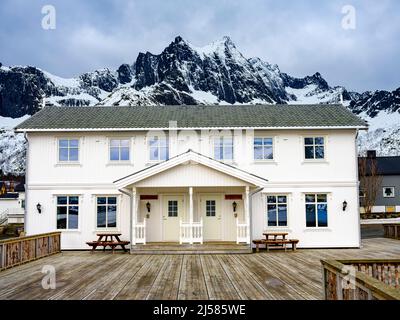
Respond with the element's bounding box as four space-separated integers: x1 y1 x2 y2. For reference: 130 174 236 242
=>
130 242 252 254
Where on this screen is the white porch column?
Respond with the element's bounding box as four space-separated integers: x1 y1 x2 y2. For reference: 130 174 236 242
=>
245 186 250 244
132 187 137 245
189 187 193 244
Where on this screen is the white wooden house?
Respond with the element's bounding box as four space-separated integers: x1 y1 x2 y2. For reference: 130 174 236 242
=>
15 105 367 251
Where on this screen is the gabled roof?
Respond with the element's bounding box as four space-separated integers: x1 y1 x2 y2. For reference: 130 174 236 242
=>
113 150 268 189
15 104 368 131
359 156 400 176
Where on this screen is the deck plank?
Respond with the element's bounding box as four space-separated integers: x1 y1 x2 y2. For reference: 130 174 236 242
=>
178 255 208 300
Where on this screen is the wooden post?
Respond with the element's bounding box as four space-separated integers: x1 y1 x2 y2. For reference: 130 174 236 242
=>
132 187 137 246
245 186 250 244
189 187 193 244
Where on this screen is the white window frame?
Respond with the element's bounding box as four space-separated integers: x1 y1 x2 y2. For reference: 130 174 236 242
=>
305 193 329 228
213 136 234 162
265 194 288 228
303 136 326 161
383 187 395 198
148 136 169 162
55 195 80 231
108 138 132 164
57 138 81 164
95 195 119 230
253 136 274 161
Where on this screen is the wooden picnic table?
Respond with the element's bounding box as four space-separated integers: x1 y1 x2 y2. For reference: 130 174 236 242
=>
86 233 130 253
263 232 288 241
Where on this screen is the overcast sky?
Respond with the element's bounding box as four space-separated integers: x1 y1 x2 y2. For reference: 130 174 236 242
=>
0 0 398 92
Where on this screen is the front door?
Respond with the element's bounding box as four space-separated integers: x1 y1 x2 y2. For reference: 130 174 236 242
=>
201 196 221 241
163 196 184 242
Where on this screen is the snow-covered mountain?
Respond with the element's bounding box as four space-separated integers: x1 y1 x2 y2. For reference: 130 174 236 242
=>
0 36 399 175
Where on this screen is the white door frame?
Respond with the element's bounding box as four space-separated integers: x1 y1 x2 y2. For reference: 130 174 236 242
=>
161 193 186 242
198 193 223 241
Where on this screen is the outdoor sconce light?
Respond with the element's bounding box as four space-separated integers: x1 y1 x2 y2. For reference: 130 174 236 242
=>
342 200 348 212
36 203 42 214
232 201 237 212
146 202 151 213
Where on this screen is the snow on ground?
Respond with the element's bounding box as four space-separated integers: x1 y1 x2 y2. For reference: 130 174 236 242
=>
0 115 30 130
188 86 220 104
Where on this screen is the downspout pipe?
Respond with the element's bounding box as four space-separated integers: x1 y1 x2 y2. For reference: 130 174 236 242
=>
118 188 133 250
249 187 264 248
354 129 362 248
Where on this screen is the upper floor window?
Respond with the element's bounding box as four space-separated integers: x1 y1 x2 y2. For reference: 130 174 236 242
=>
254 137 273 160
304 137 325 160
58 139 79 162
305 194 328 227
214 137 233 161
383 187 395 198
56 196 79 230
149 136 169 161
97 196 117 228
267 195 287 227
110 139 130 161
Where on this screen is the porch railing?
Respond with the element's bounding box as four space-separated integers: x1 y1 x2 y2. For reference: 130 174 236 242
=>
236 220 250 244
133 220 146 245
383 224 400 239
180 218 203 244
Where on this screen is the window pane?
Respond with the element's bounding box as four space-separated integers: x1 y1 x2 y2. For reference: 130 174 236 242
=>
97 197 107 205
315 146 324 159
267 196 276 203
214 144 222 160
68 206 79 229
120 147 130 160
160 146 168 160
277 196 287 203
317 194 327 202
305 146 314 159
254 138 263 146
306 204 316 227
69 139 79 148
263 146 273 159
57 206 67 229
304 137 314 145
97 205 106 228
150 146 159 160
223 145 233 160
59 148 69 161
110 139 119 147
254 146 263 160
120 139 130 147
69 196 79 204
277 204 287 226
69 148 79 161
314 137 324 145
107 205 117 227
263 138 273 145
159 138 167 147
149 137 158 146
305 194 315 203
110 147 119 160
267 204 277 226
317 204 328 227
57 196 67 205
59 139 68 148
108 197 117 204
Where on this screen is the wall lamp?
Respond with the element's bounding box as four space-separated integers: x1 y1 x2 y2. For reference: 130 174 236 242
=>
36 203 42 214
146 202 151 213
232 201 237 212
342 200 348 212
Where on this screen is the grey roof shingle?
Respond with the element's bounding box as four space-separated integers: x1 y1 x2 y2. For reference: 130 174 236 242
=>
15 104 368 130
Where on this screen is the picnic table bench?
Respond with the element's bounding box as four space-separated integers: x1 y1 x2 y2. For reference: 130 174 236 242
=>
252 232 299 252
86 233 130 253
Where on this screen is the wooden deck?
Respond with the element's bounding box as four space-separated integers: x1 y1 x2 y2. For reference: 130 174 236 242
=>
131 242 252 254
0 238 399 300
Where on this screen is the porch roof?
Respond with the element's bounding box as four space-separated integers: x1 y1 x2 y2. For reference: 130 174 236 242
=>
113 150 268 189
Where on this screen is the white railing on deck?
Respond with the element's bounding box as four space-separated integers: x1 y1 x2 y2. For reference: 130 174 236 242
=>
134 219 146 245
236 220 250 244
180 218 203 244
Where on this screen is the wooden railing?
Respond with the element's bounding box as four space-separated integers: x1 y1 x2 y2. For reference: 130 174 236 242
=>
383 224 400 239
179 219 203 244
133 220 146 245
0 232 61 271
236 221 249 244
321 259 400 300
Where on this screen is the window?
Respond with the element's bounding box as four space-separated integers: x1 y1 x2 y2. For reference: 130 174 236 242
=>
206 200 216 217
21 199 25 209
56 196 79 229
359 189 366 198
214 137 233 161
168 200 178 217
110 139 130 161
254 137 273 160
97 197 117 228
149 137 169 161
267 195 287 226
305 194 328 227
58 139 79 162
304 137 325 160
383 187 395 198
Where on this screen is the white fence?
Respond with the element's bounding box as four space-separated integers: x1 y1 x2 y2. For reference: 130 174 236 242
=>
133 220 146 245
236 220 250 244
180 218 203 244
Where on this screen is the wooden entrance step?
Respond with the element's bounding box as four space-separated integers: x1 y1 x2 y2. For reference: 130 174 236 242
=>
130 242 252 254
